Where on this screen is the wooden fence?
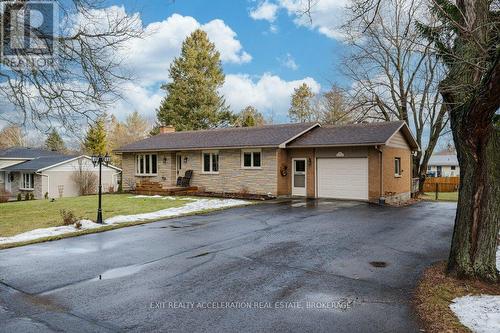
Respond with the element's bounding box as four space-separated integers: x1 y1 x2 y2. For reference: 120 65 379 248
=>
423 177 460 192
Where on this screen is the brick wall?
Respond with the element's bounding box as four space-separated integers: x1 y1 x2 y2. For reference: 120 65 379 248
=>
276 149 289 195
368 147 382 202
382 146 411 202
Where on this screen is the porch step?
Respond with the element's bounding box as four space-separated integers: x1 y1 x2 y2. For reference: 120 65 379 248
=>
133 186 198 196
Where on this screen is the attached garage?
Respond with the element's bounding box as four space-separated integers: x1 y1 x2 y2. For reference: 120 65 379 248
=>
316 157 369 200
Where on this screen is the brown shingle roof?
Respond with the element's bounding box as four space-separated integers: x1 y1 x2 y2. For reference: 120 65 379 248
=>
287 121 417 148
114 123 319 152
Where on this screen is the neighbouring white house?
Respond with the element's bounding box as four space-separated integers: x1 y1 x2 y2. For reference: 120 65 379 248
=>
0 147 121 199
427 154 460 177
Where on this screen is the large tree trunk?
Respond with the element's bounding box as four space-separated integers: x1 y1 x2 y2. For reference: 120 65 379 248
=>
447 105 499 282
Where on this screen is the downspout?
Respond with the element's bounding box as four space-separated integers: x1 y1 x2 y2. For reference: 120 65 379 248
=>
375 145 384 205
36 171 49 199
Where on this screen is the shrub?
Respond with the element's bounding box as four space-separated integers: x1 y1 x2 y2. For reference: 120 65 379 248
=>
71 160 97 195
24 192 30 201
44 192 49 199
74 220 82 229
60 209 77 226
108 185 115 193
0 190 10 203
29 193 34 200
17 193 22 201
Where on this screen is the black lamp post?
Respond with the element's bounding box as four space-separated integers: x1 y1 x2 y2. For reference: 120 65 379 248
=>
91 153 111 224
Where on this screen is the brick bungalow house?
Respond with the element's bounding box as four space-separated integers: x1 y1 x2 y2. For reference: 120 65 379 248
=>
114 121 419 203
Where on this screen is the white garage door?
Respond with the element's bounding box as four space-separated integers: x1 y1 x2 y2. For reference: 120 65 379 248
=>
317 158 368 200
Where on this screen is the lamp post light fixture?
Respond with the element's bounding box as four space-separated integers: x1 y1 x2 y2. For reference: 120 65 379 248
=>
91 153 111 224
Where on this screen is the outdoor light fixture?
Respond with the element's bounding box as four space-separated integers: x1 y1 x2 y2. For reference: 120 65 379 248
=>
91 153 111 224
183 157 188 163
163 157 167 164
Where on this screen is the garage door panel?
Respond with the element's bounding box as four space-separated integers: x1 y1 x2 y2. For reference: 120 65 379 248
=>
317 158 368 200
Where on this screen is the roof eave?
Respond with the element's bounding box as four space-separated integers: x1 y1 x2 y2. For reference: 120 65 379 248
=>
113 144 282 154
288 142 387 148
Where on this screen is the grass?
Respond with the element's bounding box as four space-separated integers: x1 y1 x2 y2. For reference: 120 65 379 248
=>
413 261 500 333
0 194 188 237
422 191 459 201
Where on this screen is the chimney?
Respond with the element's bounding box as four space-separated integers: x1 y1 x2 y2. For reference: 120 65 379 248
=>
159 125 175 134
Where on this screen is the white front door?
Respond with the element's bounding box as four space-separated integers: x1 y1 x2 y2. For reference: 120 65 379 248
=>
292 158 307 196
176 153 188 177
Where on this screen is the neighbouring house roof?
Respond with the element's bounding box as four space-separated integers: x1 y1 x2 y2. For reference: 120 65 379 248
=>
428 154 459 167
287 121 419 150
114 123 320 152
1 155 122 172
0 147 63 159
2 155 79 172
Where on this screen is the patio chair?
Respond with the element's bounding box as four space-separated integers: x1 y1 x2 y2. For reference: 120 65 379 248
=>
177 170 193 187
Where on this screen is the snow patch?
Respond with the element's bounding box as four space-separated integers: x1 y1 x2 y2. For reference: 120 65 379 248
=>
450 295 500 333
0 220 102 244
497 246 499 271
0 198 248 245
105 199 247 224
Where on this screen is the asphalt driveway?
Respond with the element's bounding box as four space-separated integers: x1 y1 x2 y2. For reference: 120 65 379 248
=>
0 200 456 333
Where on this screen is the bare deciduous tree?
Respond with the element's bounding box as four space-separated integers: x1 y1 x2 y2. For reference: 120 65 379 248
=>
343 0 448 192
0 125 26 148
317 85 354 125
0 1 143 130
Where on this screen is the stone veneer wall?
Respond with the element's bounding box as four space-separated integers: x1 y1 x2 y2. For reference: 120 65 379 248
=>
8 172 43 199
185 148 278 195
121 151 175 191
121 148 278 195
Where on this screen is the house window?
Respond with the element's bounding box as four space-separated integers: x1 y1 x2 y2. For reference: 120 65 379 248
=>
22 173 34 189
242 149 262 168
395 157 401 177
451 166 456 170
202 151 219 174
136 154 157 175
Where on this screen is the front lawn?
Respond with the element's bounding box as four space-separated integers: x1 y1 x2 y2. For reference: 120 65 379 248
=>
414 262 500 332
422 192 458 201
0 194 188 237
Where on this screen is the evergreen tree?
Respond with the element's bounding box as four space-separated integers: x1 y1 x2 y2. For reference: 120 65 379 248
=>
157 29 235 131
83 117 107 155
45 129 66 152
236 106 265 127
288 83 315 123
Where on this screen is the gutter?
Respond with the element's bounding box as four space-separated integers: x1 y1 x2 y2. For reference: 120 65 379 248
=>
375 145 384 204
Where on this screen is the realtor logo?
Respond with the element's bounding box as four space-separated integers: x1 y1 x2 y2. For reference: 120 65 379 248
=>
1 0 58 69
